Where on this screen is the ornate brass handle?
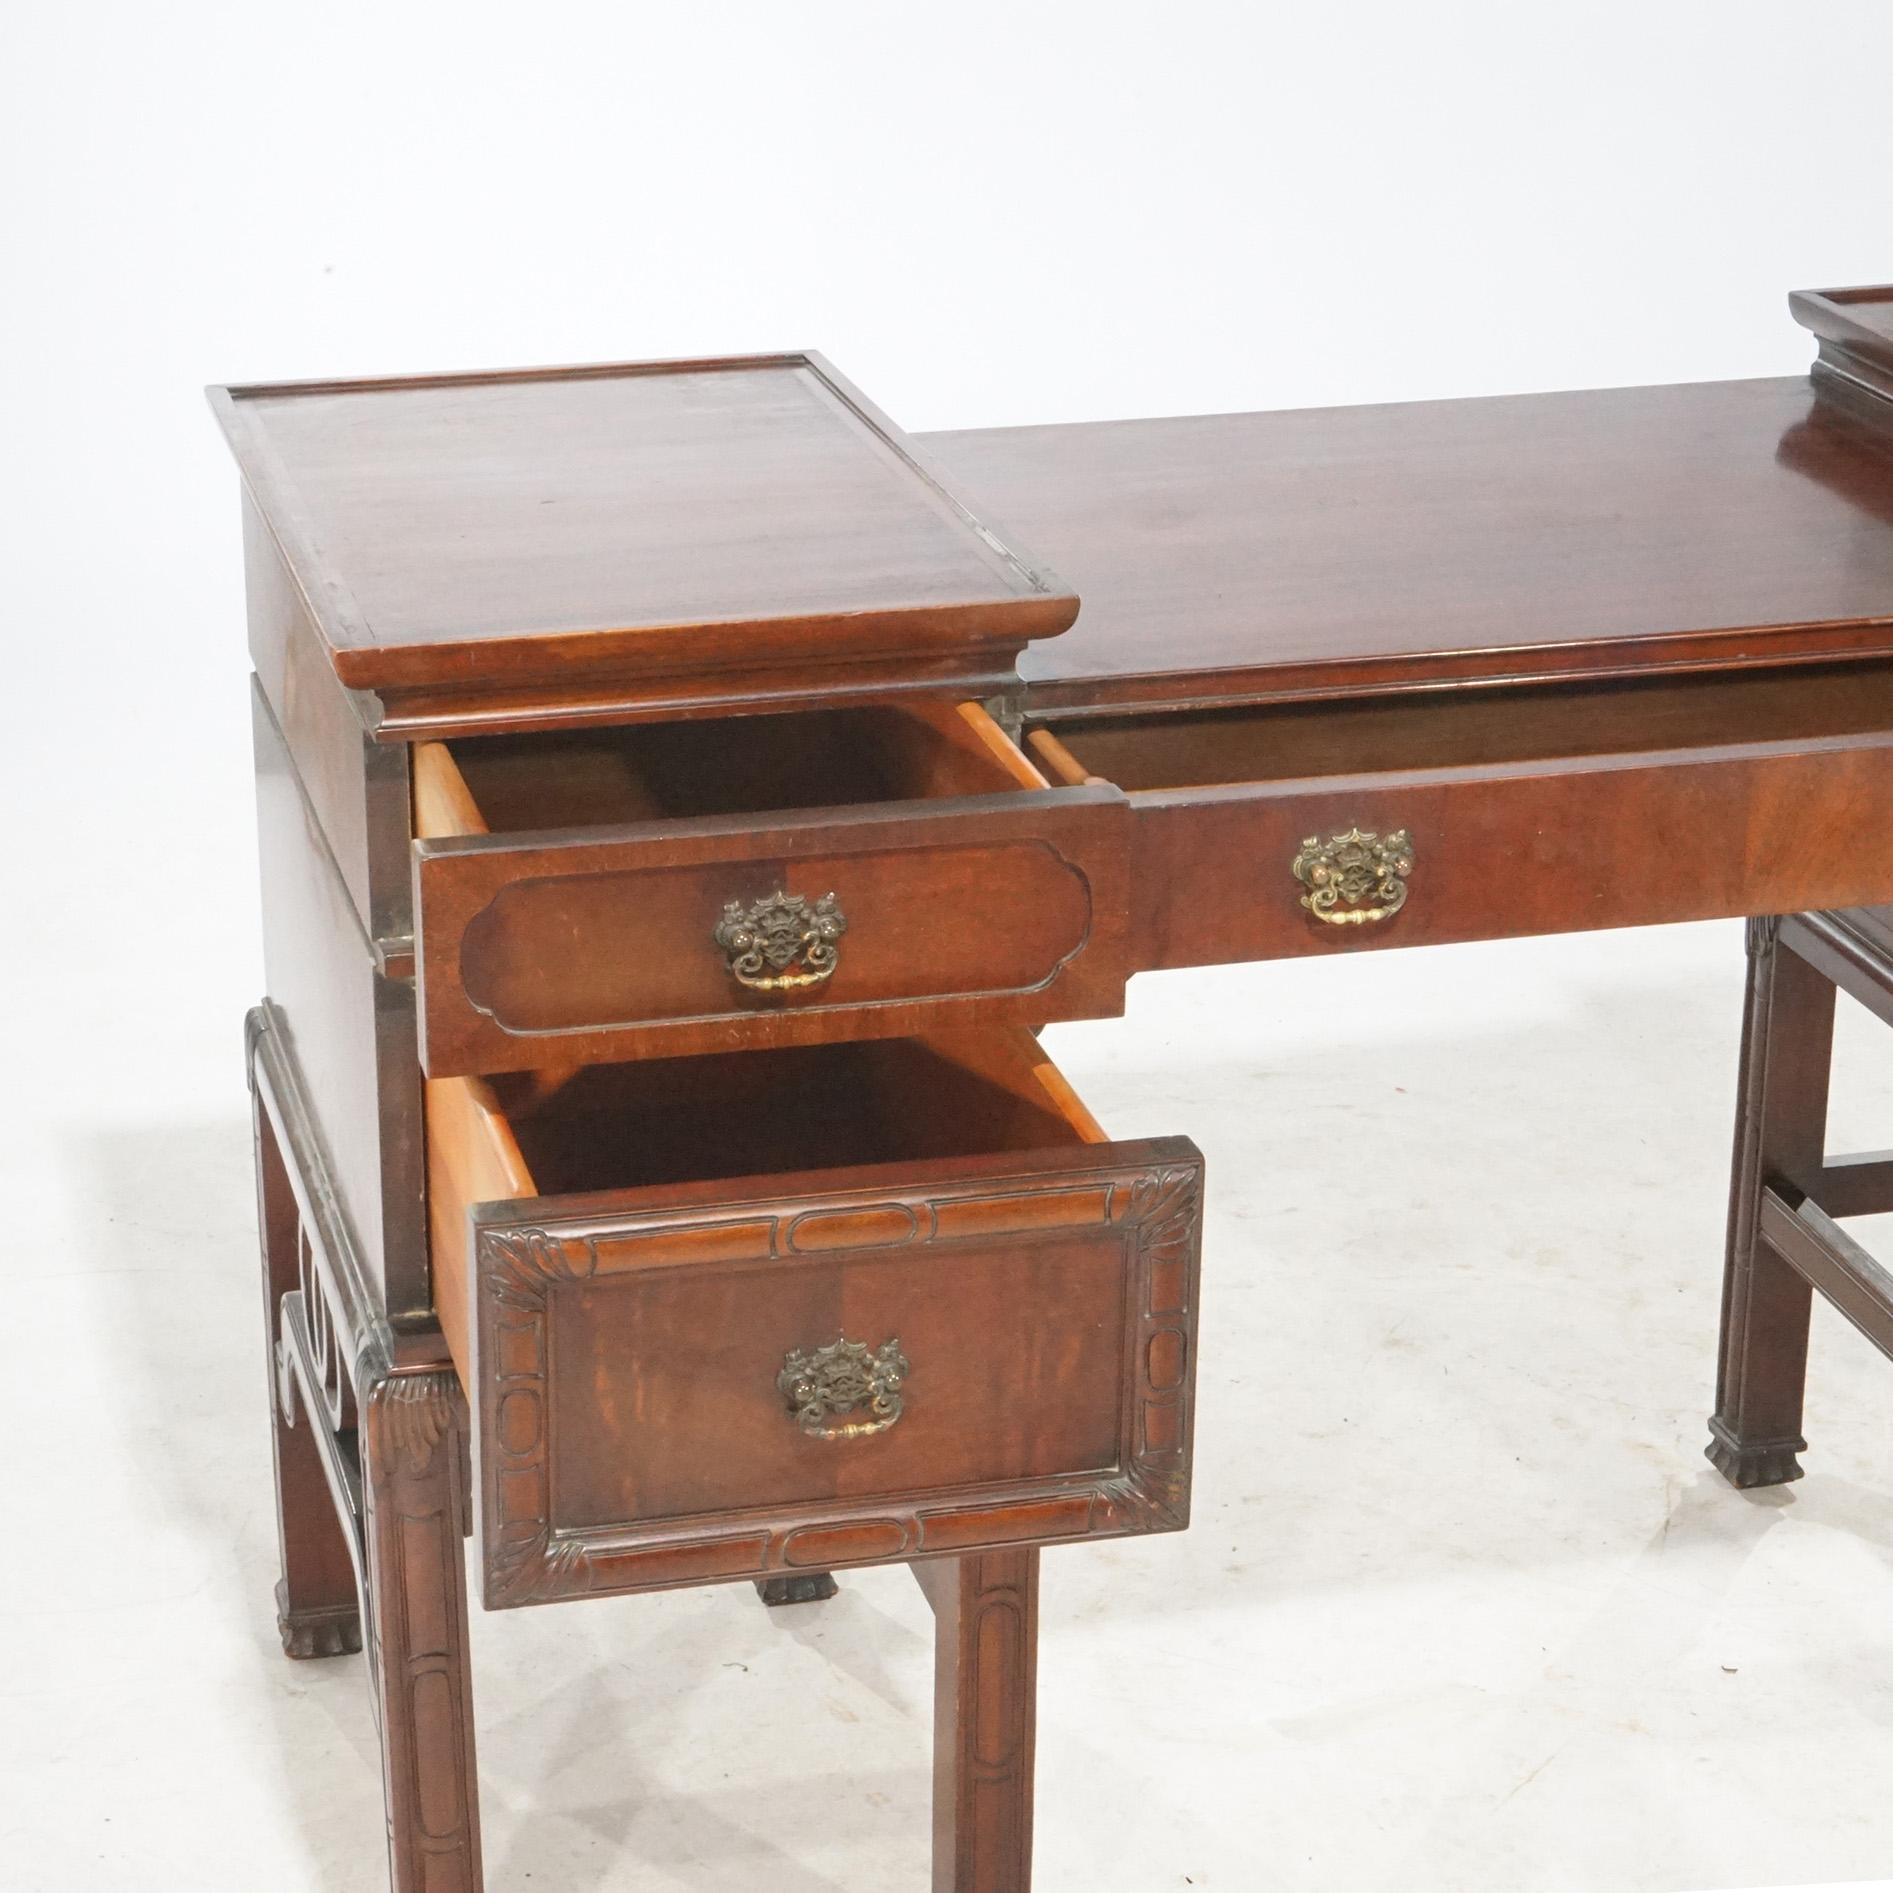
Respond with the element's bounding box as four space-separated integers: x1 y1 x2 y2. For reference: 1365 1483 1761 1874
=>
778 1335 908 1441
714 890 847 992
1292 827 1415 926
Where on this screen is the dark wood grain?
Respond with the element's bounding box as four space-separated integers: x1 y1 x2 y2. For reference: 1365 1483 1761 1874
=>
1032 679 1893 969
424 1031 1200 1609
254 684 428 1316
1706 902 1893 1496
463 1140 1199 1604
222 285 1893 1890
210 352 1076 710
924 376 1893 715
917 1550 1039 1893
1707 919 1832 1489
1042 661 1893 786
364 648 1032 744
1757 1188 1893 1362
245 494 412 942
1793 282 1893 437
360 1370 483 1892
252 1068 362 1660
412 711 1131 1075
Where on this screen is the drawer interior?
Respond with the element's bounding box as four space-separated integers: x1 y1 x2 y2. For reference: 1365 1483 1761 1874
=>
426 1028 1105 1383
1029 660 1893 791
415 699 1045 839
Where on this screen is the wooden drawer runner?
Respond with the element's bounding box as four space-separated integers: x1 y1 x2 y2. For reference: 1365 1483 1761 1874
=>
413 701 1128 1075
1030 662 1893 968
427 1029 1203 1608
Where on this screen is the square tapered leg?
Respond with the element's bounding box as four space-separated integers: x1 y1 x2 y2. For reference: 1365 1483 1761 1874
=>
917 1549 1040 1892
1709 916 1834 1488
361 1369 485 1892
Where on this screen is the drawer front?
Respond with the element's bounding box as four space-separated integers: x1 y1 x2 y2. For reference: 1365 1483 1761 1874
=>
415 788 1130 1075
1132 743 1893 969
469 1138 1202 1607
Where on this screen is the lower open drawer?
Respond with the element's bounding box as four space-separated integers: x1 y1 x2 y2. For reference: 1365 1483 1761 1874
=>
1030 661 1893 967
427 1030 1203 1607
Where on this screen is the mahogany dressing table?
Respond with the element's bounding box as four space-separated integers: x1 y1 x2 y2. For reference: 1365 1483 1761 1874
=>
215 282 1893 1890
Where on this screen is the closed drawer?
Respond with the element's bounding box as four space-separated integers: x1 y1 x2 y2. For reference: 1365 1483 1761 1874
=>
1029 662 1893 968
427 1029 1203 1608
413 700 1129 1075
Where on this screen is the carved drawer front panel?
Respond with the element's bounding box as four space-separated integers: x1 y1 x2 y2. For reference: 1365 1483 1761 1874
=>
1029 661 1893 970
412 701 1129 1075
424 1030 1203 1608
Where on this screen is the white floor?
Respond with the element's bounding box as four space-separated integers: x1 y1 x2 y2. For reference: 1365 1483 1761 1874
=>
8 918 1893 1890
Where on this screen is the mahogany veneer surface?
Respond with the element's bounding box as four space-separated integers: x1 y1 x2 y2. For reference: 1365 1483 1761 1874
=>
211 355 1075 696
925 376 1893 710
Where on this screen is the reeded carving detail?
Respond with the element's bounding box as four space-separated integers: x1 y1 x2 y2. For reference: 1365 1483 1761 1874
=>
484 1227 599 1314
372 1372 456 1478
779 1336 909 1439
490 1529 595 1607
714 889 847 991
1093 1463 1191 1533
1293 826 1414 926
1127 1167 1200 1274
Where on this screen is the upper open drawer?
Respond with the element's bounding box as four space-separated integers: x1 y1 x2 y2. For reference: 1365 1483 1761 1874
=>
1029 661 1893 968
412 700 1129 1075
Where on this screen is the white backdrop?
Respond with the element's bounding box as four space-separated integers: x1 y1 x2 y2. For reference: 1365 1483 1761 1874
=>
7 5 1893 1889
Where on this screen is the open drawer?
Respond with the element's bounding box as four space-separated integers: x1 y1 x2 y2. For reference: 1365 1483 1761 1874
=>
1028 662 1893 968
426 1028 1203 1608
413 700 1129 1075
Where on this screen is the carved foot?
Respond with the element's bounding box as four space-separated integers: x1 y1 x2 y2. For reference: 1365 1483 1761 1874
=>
276 1581 363 1659
1706 1419 1806 1489
754 1573 839 1607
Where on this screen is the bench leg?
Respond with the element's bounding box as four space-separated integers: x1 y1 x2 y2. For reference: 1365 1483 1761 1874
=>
362 1369 485 1893
254 1090 362 1658
918 1549 1039 1893
1709 917 1834 1488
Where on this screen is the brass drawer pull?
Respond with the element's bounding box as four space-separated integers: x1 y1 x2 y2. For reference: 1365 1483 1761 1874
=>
779 1335 908 1440
714 890 847 991
1292 827 1415 926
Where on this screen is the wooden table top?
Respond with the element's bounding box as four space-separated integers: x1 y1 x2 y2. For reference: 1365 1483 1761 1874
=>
210 354 1075 696
925 375 1893 713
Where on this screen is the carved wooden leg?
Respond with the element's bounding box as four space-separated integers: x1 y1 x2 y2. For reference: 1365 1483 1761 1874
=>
361 1369 484 1893
254 1083 361 1658
916 1549 1039 1893
754 1573 839 1606
1708 917 1835 1488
